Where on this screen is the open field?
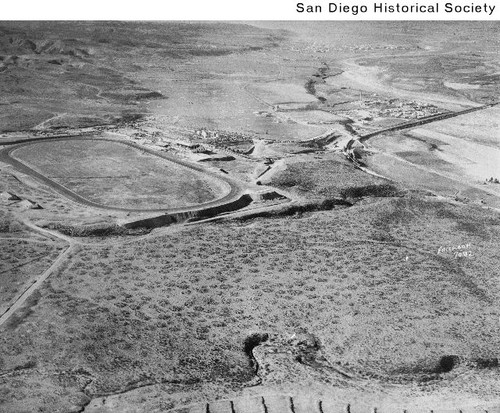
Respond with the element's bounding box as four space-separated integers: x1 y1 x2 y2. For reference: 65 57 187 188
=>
284 110 349 125
408 128 500 183
247 82 318 105
354 51 500 107
366 104 500 203
150 79 325 141
411 105 500 148
364 151 500 207
0 161 139 229
369 131 500 185
9 138 231 210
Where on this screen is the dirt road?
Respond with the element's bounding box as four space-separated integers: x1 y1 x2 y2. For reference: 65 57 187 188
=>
0 218 74 328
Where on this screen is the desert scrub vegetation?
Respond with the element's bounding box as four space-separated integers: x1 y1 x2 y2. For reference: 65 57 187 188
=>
1 196 499 406
270 155 401 200
0 214 26 234
0 238 65 314
339 183 400 199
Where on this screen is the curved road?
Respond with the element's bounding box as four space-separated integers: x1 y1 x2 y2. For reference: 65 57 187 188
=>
0 137 245 214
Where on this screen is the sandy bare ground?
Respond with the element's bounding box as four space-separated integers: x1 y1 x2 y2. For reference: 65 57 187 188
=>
84 383 500 413
409 128 500 187
337 57 482 111
419 106 500 149
367 150 500 209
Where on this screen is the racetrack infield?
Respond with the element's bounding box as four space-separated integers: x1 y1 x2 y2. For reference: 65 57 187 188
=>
2 137 240 212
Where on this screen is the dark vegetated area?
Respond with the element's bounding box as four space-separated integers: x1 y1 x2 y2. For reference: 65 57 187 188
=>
339 184 401 200
0 213 25 234
438 355 460 373
243 333 269 369
116 112 146 125
305 78 317 96
403 354 500 377
229 198 352 223
42 222 149 237
270 156 401 201
472 357 499 369
100 90 165 104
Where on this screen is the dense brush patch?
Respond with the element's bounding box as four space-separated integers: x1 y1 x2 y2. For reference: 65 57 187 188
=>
43 222 149 237
340 184 401 199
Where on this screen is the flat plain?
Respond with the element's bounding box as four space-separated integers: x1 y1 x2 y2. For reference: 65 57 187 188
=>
10 139 231 210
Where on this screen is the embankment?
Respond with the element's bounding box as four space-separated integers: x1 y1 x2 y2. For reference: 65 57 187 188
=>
123 194 254 230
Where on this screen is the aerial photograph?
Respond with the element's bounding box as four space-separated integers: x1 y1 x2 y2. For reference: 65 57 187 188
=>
0 20 499 413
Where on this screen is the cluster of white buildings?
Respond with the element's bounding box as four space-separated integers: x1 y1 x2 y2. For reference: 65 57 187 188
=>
194 129 219 139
